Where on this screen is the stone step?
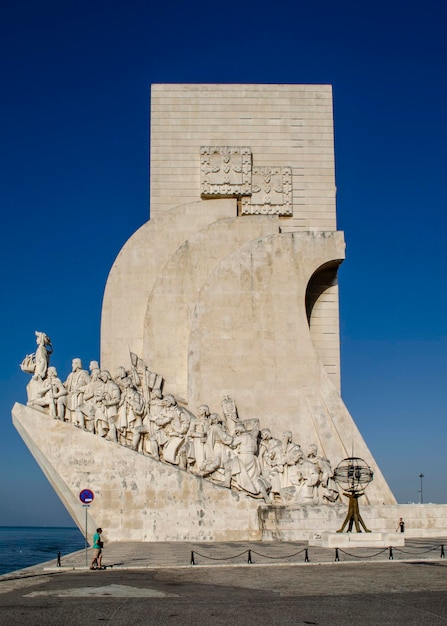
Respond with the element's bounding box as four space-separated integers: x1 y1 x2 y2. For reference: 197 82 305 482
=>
309 531 405 548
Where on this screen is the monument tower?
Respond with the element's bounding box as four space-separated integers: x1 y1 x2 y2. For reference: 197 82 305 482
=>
14 85 401 542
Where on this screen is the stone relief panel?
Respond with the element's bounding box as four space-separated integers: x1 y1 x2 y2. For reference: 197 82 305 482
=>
20 331 339 507
241 166 293 216
200 146 252 197
200 147 293 215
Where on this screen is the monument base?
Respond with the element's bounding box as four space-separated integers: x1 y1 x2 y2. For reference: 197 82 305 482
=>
259 503 447 541
308 532 405 548
12 402 447 542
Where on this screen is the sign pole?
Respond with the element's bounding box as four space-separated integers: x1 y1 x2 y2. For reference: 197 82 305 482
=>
79 489 95 568
85 505 88 566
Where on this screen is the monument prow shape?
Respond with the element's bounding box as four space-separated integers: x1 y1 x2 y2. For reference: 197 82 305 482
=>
14 85 412 543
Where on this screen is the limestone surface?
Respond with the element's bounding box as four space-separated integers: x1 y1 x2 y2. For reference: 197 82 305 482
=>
13 84 408 542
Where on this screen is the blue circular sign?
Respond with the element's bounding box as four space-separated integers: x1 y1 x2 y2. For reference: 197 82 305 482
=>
79 489 94 504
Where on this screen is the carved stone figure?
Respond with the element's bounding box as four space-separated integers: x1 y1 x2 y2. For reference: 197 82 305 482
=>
149 397 170 460
64 358 90 426
131 411 151 453
259 428 282 498
185 404 210 469
76 367 104 432
33 331 53 380
117 377 145 446
113 366 128 392
147 388 164 436
279 446 321 505
150 394 190 467
276 430 303 488
229 421 271 502
21 331 53 402
306 444 339 503
99 370 121 441
196 413 233 487
27 366 66 419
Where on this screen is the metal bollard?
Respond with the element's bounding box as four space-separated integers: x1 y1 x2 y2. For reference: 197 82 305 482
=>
247 549 252 564
304 548 309 563
389 547 394 560
190 551 195 565
57 551 61 567
335 548 340 562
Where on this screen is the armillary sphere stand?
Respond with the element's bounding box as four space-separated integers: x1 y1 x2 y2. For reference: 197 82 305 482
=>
333 457 374 533
337 491 370 533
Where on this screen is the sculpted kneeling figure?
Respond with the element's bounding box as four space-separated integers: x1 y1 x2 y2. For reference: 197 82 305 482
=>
27 366 67 420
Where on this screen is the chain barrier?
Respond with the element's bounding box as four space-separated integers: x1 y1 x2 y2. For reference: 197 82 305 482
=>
191 549 252 565
191 547 309 565
390 544 443 556
190 544 447 566
335 547 389 559
334 544 446 561
249 548 308 560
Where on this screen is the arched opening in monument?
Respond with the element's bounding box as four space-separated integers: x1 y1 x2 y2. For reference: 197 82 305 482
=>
305 261 341 322
305 260 343 391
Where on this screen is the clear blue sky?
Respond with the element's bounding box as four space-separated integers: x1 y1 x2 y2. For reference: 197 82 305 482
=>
1 0 446 525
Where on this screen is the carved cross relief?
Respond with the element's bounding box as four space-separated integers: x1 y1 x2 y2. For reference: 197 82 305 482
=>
200 147 252 197
200 146 293 216
241 166 292 216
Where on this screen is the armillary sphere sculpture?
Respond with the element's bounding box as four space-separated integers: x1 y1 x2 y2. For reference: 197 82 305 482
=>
333 457 374 533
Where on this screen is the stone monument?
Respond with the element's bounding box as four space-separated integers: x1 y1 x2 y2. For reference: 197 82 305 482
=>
16 84 439 542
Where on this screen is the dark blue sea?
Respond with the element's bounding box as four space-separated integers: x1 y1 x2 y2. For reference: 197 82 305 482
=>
0 527 85 576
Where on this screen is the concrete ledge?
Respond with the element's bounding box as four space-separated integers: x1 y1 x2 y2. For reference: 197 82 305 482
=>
309 532 405 548
259 504 447 540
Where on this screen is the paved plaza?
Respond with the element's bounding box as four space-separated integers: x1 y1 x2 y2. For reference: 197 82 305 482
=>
49 537 447 569
1 538 447 624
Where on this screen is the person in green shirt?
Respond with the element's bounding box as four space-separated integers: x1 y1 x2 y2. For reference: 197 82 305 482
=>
90 527 103 570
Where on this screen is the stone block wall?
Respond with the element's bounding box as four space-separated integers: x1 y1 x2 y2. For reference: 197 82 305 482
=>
150 84 336 231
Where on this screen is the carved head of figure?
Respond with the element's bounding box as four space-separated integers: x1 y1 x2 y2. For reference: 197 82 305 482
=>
89 360 100 372
114 366 127 380
234 424 247 436
35 331 51 347
163 393 176 407
307 444 318 459
89 368 100 381
289 445 304 465
72 358 82 372
47 366 57 378
282 430 292 445
209 413 220 425
100 370 111 383
198 404 210 419
261 428 272 441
